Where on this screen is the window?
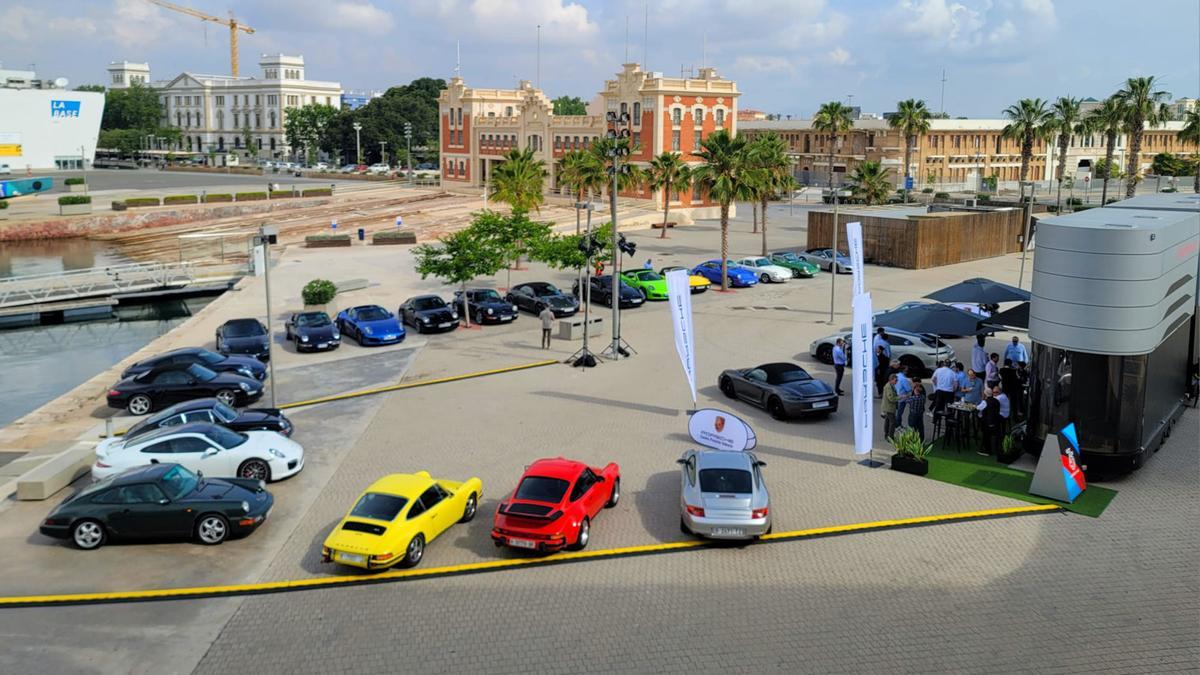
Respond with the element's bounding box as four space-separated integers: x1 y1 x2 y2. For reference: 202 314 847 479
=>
267 94 277 105
94 484 165 505
175 96 182 105
554 136 561 149
325 96 331 106
699 468 752 493
215 95 224 106
175 437 215 454
255 113 261 128
268 111 276 128
569 468 598 501
715 109 725 127
633 102 641 120
692 182 703 201
112 72 122 84
505 106 513 116
270 137 276 150
867 133 875 148
673 108 682 126
694 130 702 150
419 485 448 512
620 102 628 117
287 95 299 106
672 130 681 151
694 108 703 124
458 160 465 175
232 112 239 128
573 135 580 148
216 110 224 130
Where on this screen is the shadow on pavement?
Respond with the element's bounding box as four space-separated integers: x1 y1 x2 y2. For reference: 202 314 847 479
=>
634 470 684 544
531 390 681 418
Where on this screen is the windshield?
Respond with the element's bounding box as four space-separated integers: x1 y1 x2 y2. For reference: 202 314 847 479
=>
475 290 502 302
775 369 813 384
185 363 218 382
514 476 569 503
636 271 662 281
776 252 799 262
413 297 446 311
213 401 238 423
223 319 264 337
349 492 408 521
296 312 331 328
161 465 199 500
197 350 224 365
532 284 559 296
203 425 248 449
752 258 772 266
357 307 390 321
699 468 753 493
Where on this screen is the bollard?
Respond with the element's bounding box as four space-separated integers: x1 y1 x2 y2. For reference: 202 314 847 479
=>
105 418 114 438
357 227 365 242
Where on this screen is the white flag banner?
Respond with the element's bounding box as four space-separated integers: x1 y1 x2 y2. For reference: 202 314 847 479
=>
665 269 697 403
851 292 875 456
846 220 865 297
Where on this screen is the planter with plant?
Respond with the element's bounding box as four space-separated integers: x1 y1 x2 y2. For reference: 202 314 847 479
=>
997 433 1022 464
124 197 161 208
888 427 932 476
934 191 951 200
58 194 93 215
203 193 233 203
301 279 337 309
372 230 417 245
235 191 268 201
305 234 351 248
65 177 88 193
0 200 8 211
301 188 333 197
270 190 297 199
921 187 934 194
163 194 198 205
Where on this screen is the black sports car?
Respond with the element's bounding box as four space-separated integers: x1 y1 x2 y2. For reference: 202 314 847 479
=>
454 288 518 324
284 311 341 352
121 397 292 441
107 362 264 415
400 295 460 333
216 318 271 361
39 463 273 550
572 275 646 309
507 282 579 317
121 347 266 381
718 362 838 420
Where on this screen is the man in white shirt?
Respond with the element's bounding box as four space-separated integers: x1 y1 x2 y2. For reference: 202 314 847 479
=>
931 360 957 412
993 385 1011 420
971 335 989 376
872 327 891 360
1004 336 1029 366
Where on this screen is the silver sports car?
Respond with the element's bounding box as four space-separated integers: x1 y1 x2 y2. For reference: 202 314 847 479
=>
678 449 771 540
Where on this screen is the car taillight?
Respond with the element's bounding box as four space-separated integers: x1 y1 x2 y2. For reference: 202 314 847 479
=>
107 389 121 397
95 461 111 468
685 505 705 517
752 507 769 519
371 552 394 561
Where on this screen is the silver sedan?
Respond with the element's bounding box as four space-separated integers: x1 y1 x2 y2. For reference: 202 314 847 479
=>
678 449 771 540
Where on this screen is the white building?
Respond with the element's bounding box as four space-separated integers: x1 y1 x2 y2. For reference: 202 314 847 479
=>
109 54 342 159
0 69 103 171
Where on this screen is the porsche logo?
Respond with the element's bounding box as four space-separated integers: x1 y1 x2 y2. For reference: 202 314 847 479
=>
714 416 726 433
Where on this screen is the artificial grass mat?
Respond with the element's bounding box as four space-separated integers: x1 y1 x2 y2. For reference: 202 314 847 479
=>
924 441 1117 517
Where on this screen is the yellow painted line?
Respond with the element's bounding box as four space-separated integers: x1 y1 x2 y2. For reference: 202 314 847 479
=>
0 503 1059 608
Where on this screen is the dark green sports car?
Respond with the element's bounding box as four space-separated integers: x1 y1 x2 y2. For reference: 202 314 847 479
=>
39 463 273 550
769 251 820 278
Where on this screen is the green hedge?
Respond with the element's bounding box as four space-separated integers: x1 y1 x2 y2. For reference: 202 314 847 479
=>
203 193 233 203
64 177 86 186
124 197 161 207
373 229 417 243
1161 187 1177 193
934 192 951 199
305 234 351 241
1066 197 1083 206
58 195 92 205
163 194 198 205
235 192 268 201
301 279 337 306
921 187 934 193
301 188 333 197
0 200 8 210
270 190 297 198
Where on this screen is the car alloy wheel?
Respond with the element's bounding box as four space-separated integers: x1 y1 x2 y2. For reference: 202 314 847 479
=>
215 389 237 407
238 459 271 482
402 534 425 567
460 494 478 523
196 514 229 545
768 397 787 421
475 311 485 325
127 394 153 416
817 344 833 364
72 520 106 550
760 273 770 284
720 377 736 398
570 518 590 551
606 478 620 508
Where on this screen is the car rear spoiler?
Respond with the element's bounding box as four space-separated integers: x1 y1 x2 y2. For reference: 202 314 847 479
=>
497 502 563 521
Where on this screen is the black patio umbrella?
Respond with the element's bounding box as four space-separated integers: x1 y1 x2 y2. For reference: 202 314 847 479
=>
924 277 1031 304
982 302 1030 331
874 302 989 339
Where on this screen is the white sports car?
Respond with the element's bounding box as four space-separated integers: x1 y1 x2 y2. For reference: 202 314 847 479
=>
94 422 304 482
734 257 791 283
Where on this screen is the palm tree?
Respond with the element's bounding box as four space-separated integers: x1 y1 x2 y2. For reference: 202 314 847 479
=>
489 146 547 214
1086 96 1127 204
847 161 893 205
812 101 855 190
646 152 692 239
745 133 795 255
1049 96 1086 211
1178 108 1200 194
1116 76 1171 197
888 99 931 200
1002 98 1054 184
558 150 605 233
692 130 753 291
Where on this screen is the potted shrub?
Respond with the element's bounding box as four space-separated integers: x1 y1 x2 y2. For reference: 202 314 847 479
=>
304 233 351 248
934 191 951 200
58 194 93 215
372 229 417 245
124 197 161 208
921 187 934 194
302 279 337 311
235 191 268 201
888 427 932 476
65 177 88 193
997 433 1022 465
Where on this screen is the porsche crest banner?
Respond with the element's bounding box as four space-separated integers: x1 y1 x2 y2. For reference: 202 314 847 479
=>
846 221 865 297
665 268 696 403
851 292 874 456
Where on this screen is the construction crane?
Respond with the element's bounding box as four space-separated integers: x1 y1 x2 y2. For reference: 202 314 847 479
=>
143 0 255 77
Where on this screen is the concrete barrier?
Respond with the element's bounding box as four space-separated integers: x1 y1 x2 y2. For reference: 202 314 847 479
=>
557 315 604 340
15 443 95 501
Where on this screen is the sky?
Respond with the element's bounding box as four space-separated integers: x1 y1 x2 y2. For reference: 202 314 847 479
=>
2 0 1197 118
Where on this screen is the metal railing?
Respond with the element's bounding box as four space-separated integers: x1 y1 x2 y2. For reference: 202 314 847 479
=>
0 261 196 309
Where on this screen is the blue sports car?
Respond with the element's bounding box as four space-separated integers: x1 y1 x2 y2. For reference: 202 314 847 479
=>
335 305 406 346
692 260 759 288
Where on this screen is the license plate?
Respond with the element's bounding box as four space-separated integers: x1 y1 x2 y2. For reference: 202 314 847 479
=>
632 299 643 304
336 552 364 564
508 538 537 549
316 343 327 349
812 401 830 409
438 322 451 328
712 527 744 536
501 316 513 321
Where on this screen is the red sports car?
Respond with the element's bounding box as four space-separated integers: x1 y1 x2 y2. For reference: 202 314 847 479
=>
491 458 620 552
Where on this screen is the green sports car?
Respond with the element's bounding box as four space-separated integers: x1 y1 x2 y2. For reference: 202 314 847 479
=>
620 269 669 300
770 251 821 278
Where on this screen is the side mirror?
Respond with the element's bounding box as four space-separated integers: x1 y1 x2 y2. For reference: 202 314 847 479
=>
675 458 688 465
158 498 170 505
202 448 218 457
594 475 605 483
756 460 767 467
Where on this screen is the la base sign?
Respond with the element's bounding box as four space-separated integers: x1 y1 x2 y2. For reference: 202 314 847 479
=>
688 408 757 451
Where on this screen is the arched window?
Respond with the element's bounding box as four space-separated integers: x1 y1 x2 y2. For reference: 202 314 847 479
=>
715 109 725 127
269 111 276 128
694 108 703 124
620 102 628 117
672 108 682 126
633 102 641 120
270 138 276 151
234 136 241 148
217 110 224 130
217 136 224 150
176 112 182 127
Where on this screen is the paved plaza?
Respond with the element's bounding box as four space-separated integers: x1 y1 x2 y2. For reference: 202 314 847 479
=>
0 205 1196 674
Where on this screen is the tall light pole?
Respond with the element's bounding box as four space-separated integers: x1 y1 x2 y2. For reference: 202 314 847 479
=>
1017 180 1037 289
404 121 413 186
352 122 362 165
602 110 633 360
379 140 387 167
828 188 850 324
255 224 279 407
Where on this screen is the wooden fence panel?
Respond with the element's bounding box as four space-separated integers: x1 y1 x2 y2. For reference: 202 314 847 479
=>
807 209 1024 269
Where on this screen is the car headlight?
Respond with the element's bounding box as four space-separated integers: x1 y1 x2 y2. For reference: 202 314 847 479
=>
451 312 458 319
241 501 250 513
237 367 253 377
487 308 494 315
363 326 374 335
300 335 309 342
332 331 340 339
421 316 430 323
512 305 519 313
238 382 251 391
269 448 285 459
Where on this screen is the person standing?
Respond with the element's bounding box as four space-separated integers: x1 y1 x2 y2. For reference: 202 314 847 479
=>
1000 359 1019 417
874 345 889 397
931 360 957 412
643 258 653 270
986 353 1001 389
993 385 1012 427
832 338 847 395
977 388 1003 456
908 384 928 441
873 328 892 364
538 306 555 349
1004 336 1029 367
954 362 969 401
894 365 912 428
881 373 899 440
971 335 990 378
1014 361 1030 419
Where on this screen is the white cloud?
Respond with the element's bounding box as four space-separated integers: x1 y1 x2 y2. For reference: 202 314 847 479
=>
826 47 854 66
414 0 597 45
733 55 800 75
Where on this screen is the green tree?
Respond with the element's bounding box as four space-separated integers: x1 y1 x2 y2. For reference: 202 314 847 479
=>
101 83 163 131
847 161 893 205
471 209 552 276
551 96 587 116
1049 96 1086 211
1116 76 1171 197
1002 98 1054 183
283 104 339 163
413 216 509 327
812 101 855 189
75 84 106 93
98 129 143 155
692 130 753 291
1086 96 1128 204
532 223 614 271
1178 108 1200 193
490 147 548 215
241 125 258 159
744 133 795 255
557 150 606 231
646 152 692 240
331 77 445 165
889 99 932 198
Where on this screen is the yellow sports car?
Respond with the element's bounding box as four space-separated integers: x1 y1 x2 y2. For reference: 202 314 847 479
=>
322 471 482 570
659 266 711 293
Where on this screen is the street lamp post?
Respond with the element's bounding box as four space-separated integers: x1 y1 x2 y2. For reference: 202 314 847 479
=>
828 188 850 324
352 122 362 165
602 110 634 361
404 122 413 186
379 141 387 168
1017 180 1037 289
255 224 279 407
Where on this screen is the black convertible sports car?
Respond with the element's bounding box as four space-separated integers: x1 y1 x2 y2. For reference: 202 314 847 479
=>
39 463 273 550
718 362 838 420
454 288 518 325
121 398 292 441
120 347 266 381
400 295 460 333
107 362 264 415
507 282 579 317
572 275 646 309
216 318 271 361
284 311 341 352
